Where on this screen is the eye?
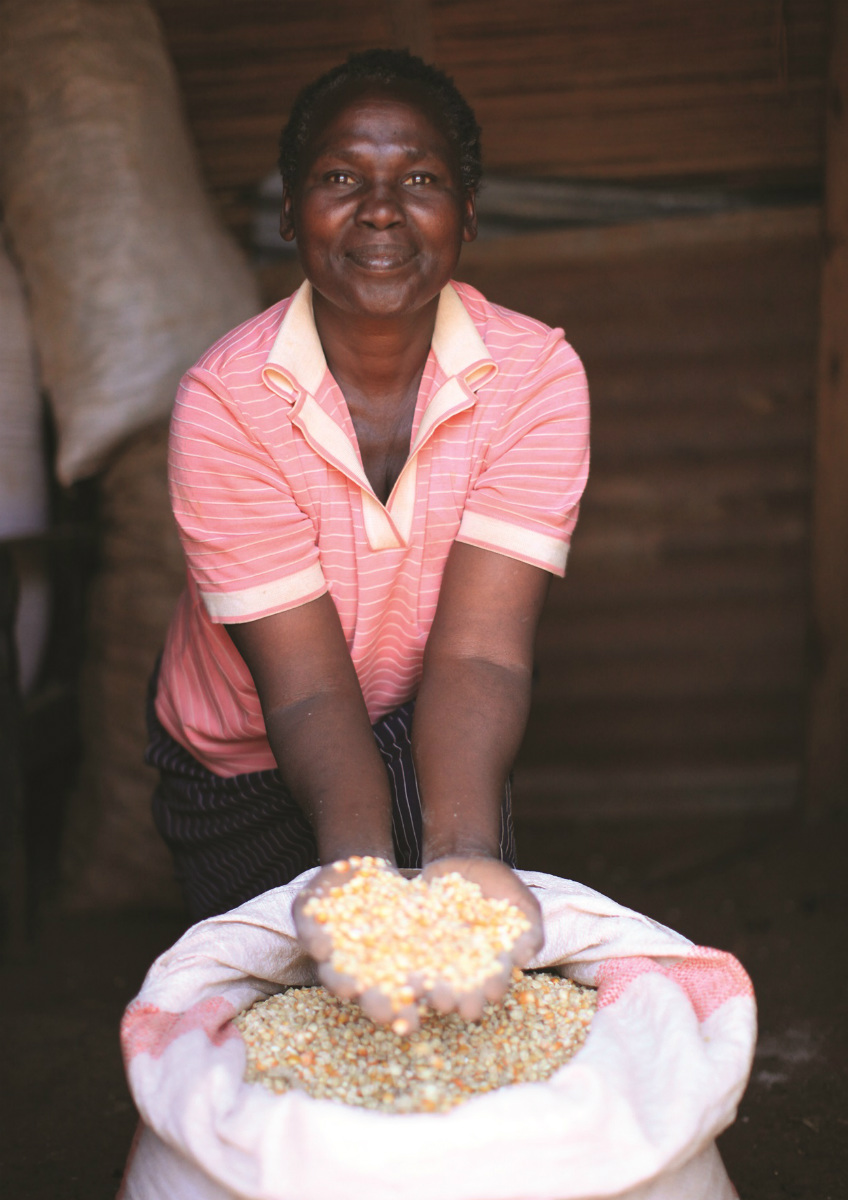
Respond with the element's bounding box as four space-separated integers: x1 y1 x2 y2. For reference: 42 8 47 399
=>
403 171 435 186
325 170 356 186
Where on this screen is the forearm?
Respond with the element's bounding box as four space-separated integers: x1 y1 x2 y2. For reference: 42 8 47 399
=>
226 596 395 865
263 686 395 864
413 651 533 863
410 540 549 865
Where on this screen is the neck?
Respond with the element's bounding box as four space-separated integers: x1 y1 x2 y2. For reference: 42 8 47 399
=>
312 291 440 399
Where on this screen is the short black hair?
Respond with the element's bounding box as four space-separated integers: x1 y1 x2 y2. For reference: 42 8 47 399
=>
278 48 482 193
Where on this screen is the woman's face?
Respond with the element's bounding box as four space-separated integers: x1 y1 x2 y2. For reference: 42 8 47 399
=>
281 82 477 321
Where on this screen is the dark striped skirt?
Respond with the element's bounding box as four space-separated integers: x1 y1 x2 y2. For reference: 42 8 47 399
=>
146 678 516 921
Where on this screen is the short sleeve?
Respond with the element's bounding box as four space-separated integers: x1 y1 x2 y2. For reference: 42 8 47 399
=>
169 367 327 623
457 334 590 576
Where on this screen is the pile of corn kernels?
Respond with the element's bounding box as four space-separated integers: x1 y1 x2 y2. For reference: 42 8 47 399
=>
301 858 532 1018
235 970 596 1113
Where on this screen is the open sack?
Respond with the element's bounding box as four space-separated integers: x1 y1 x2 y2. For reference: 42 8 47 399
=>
119 871 755 1200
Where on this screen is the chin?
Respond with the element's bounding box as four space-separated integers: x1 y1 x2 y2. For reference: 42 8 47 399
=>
349 276 448 319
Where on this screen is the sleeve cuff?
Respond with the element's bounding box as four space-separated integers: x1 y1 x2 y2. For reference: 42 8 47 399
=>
457 510 569 576
200 561 327 622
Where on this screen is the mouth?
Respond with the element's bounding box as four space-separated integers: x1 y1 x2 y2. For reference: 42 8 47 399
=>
346 245 416 272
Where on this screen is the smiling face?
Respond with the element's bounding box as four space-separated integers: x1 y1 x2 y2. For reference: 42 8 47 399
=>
281 81 477 321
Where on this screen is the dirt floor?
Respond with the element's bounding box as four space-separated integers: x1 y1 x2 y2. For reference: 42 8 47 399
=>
1 807 845 1200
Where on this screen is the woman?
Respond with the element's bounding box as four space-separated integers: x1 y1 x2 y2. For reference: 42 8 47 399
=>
147 49 589 1018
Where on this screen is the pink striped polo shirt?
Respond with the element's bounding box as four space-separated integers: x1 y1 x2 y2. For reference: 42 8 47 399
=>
155 279 589 776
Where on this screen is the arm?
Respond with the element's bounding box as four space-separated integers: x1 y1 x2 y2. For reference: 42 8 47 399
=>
232 550 548 1025
414 539 550 864
249 541 550 1025
226 593 395 864
410 540 549 1016
227 542 549 869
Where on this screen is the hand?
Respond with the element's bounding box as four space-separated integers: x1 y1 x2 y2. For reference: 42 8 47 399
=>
294 855 543 1030
292 857 422 1031
420 856 544 1020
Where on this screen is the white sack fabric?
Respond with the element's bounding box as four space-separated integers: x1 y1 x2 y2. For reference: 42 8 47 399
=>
0 0 260 484
119 872 755 1200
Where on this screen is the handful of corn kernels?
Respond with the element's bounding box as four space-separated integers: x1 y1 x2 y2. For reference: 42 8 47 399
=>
300 856 532 1032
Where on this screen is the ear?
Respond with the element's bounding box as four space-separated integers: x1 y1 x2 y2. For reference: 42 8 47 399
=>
280 182 296 242
461 190 478 244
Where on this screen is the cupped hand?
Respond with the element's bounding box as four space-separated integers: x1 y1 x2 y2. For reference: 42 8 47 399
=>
292 854 544 1032
292 856 422 1031
419 856 544 1021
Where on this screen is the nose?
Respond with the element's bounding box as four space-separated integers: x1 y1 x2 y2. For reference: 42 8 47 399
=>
356 180 404 229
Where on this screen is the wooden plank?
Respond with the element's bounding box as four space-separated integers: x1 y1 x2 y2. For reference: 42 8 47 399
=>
432 0 827 90
512 763 799 818
386 0 435 60
458 212 822 387
570 510 808 558
471 82 824 179
806 0 848 813
520 695 805 763
535 596 804 657
530 648 804 704
586 361 816 415
462 205 820 270
547 552 807 608
583 452 808 507
587 402 810 457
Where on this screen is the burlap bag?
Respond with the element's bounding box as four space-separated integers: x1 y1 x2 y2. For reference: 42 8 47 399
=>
0 231 52 693
0 231 47 540
0 0 260 484
62 422 185 908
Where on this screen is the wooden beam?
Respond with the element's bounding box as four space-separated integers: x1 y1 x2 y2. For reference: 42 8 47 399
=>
806 0 848 813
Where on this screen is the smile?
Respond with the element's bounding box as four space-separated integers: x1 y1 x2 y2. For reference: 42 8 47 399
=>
346 245 416 271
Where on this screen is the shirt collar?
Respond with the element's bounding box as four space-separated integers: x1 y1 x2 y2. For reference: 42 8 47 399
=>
262 279 497 401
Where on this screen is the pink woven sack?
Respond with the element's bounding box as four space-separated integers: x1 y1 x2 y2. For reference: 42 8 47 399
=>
119 871 755 1200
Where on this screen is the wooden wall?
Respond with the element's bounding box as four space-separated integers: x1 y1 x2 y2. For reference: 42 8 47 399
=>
151 0 829 242
459 208 820 813
149 0 833 814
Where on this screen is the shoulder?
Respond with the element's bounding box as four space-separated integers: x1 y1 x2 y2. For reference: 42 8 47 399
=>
451 279 553 339
190 292 297 380
451 279 586 387
171 293 300 445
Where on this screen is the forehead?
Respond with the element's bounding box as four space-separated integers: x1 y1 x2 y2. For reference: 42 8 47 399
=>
301 80 458 166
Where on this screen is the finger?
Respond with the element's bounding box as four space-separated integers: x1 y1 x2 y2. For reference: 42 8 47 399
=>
319 857 360 888
317 960 360 1000
481 956 512 1003
388 1002 421 1036
456 988 487 1022
510 922 545 968
426 980 457 1015
358 985 396 1026
292 900 334 960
